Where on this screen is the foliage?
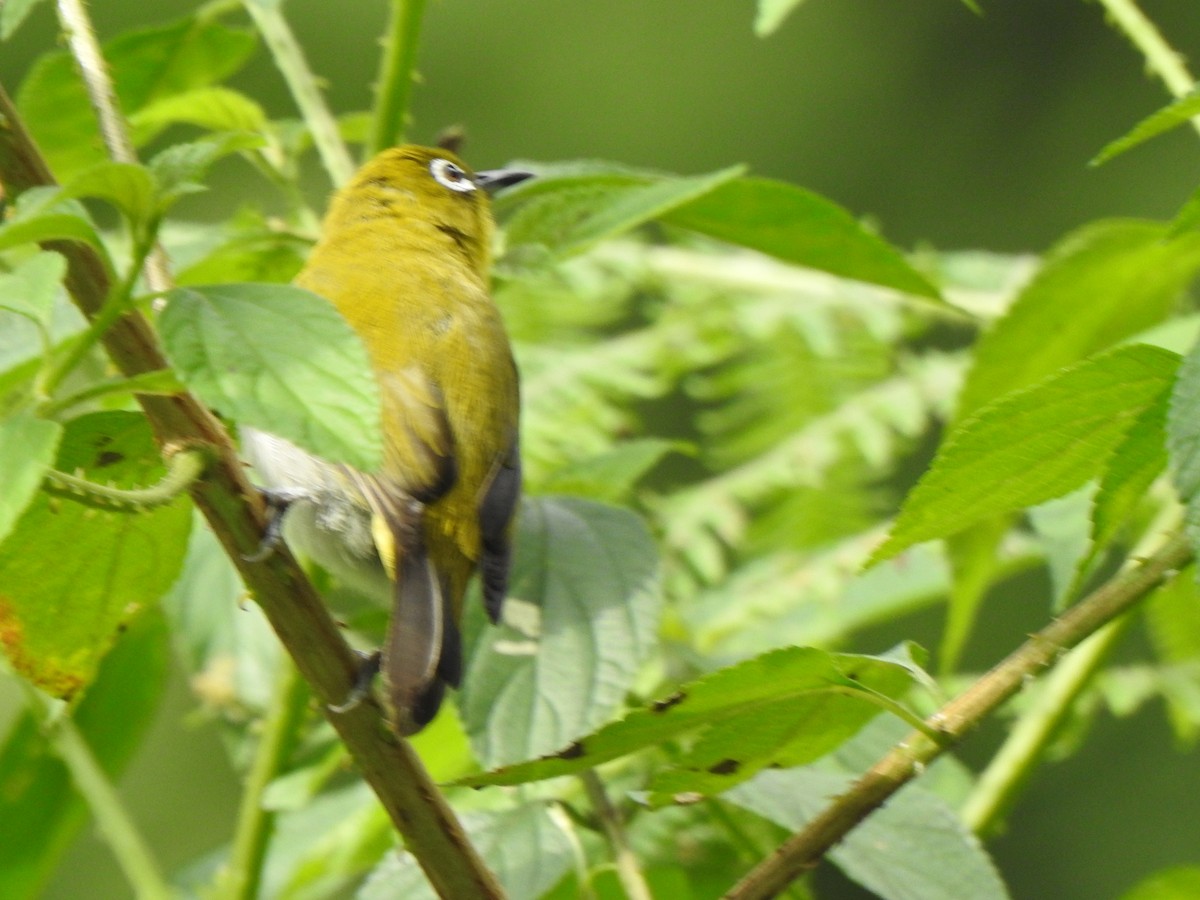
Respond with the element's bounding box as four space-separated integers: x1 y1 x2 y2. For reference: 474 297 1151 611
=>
1 2 1199 899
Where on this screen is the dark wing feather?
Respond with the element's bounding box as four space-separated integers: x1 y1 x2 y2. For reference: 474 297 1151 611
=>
478 440 521 624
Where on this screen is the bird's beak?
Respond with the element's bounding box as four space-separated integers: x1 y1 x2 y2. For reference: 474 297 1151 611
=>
475 168 534 193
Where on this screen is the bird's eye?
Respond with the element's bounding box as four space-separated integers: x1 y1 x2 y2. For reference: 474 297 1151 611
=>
429 158 477 193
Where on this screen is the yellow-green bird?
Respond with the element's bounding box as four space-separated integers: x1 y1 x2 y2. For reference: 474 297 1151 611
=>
242 145 531 735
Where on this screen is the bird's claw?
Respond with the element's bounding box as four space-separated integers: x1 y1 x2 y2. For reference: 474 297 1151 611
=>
328 649 382 714
243 488 300 562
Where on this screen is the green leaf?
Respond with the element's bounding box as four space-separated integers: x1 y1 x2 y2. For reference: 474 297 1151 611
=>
0 610 169 900
0 190 107 261
663 177 941 299
160 515 280 712
1119 866 1200 900
60 162 159 230
456 644 919 791
0 412 62 546
159 283 383 472
535 439 677 502
1143 566 1200 741
940 519 1007 674
16 16 256 179
130 86 267 138
360 804 573 900
149 133 264 204
1091 390 1169 551
727 769 1009 900
1092 86 1200 166
0 252 66 339
957 220 1200 419
0 412 191 697
1167 337 1200 560
874 344 1180 563
501 164 745 262
460 496 663 767
0 0 47 40
754 0 807 36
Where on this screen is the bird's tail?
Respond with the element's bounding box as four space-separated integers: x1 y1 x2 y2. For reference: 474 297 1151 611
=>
382 526 464 735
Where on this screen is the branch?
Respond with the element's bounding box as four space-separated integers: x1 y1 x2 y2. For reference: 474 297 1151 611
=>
723 530 1193 900
0 84 502 900
368 0 427 156
240 0 355 186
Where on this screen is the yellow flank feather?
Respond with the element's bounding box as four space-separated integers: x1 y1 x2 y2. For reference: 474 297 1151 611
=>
241 145 529 735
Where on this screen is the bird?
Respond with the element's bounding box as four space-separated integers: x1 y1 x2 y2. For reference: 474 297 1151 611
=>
240 144 531 735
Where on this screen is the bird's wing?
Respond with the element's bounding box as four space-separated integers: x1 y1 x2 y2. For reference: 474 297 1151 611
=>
478 439 520 624
343 362 458 733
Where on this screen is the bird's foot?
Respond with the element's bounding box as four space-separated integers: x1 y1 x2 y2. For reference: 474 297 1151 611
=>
329 649 382 714
243 487 304 562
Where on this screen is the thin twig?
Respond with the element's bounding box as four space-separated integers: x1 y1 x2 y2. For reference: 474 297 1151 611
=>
217 662 309 900
724 530 1192 900
241 0 355 186
578 771 653 900
1098 0 1200 135
54 0 172 293
26 689 172 900
368 0 427 156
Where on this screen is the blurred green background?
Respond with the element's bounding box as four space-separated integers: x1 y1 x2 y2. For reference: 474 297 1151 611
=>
5 1 1200 898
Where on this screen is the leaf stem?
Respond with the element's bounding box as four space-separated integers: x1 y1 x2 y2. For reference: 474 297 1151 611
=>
26 689 173 900
241 0 355 186
1098 0 1200 134
959 616 1130 834
54 0 173 293
44 447 208 512
368 0 427 156
578 770 653 900
217 661 309 900
723 529 1193 900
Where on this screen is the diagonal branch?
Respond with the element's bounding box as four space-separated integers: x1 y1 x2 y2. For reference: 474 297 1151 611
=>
724 530 1192 900
0 83 502 900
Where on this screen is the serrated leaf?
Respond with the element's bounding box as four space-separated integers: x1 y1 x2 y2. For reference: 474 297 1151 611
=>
456 644 919 791
1166 337 1200 561
159 283 382 472
874 344 1180 563
359 804 573 900
0 191 107 261
957 220 1200 419
0 412 62 546
149 133 264 203
754 0 807 36
1092 390 1169 551
502 164 745 262
663 177 941 299
60 162 160 229
0 611 169 900
0 412 191 697
461 496 662 767
16 17 256 179
1092 86 1200 166
0 252 66 339
728 769 1010 900
131 86 266 137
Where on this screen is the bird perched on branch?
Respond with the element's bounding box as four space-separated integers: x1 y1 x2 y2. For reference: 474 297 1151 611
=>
242 144 531 735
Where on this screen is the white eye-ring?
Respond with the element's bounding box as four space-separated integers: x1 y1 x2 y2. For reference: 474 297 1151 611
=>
429 158 477 193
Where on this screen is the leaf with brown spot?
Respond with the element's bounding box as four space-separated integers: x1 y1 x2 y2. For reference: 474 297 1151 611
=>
0 412 191 698
455 643 924 799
